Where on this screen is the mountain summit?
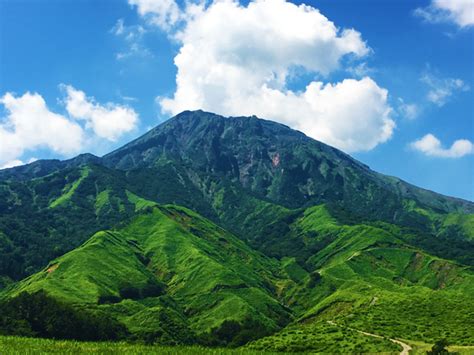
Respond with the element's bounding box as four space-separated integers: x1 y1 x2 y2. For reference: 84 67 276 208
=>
1 110 473 351
104 110 473 214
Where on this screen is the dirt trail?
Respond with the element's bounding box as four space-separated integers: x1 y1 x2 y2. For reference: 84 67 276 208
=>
327 321 412 355
356 329 412 355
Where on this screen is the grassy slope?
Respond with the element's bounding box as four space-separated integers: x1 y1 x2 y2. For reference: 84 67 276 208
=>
4 204 291 340
270 205 474 348
119 205 291 334
49 167 90 208
7 230 159 304
403 200 474 240
0 163 145 281
3 200 474 351
246 320 401 353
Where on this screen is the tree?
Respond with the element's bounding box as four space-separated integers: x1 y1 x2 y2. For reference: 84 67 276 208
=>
0 291 128 341
427 339 449 354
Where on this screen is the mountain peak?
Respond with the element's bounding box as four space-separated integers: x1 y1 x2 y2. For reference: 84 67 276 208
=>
102 110 472 218
163 110 299 137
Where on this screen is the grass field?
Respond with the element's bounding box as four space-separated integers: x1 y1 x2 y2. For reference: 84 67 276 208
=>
3 335 474 354
0 336 266 354
406 339 474 354
246 320 402 353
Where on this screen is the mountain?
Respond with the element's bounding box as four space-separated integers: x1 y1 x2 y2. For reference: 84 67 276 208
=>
103 110 473 216
1 110 473 351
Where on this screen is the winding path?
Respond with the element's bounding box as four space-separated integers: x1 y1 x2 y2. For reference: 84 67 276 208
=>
327 321 412 355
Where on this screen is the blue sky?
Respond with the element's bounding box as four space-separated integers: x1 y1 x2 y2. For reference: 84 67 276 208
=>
0 0 473 200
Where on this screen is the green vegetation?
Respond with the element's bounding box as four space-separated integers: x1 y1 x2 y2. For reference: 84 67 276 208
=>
0 336 262 354
49 166 90 208
427 339 450 354
3 335 474 354
3 206 291 345
247 321 401 353
0 291 127 341
0 110 473 352
3 203 473 350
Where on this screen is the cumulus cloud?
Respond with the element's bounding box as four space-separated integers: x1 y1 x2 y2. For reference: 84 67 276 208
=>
0 87 140 168
128 0 182 30
187 76 393 152
63 85 138 141
411 134 473 158
421 71 470 107
0 92 84 167
414 0 474 28
132 0 394 152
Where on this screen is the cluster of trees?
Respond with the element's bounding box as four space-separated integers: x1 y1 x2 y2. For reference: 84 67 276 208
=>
0 291 275 346
98 280 164 304
427 339 451 354
388 226 474 267
202 318 272 347
0 291 128 341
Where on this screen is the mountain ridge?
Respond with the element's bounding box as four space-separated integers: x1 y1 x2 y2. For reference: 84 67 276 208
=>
1 110 473 351
2 110 472 209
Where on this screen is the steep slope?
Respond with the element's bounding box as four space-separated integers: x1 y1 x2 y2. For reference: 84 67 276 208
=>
248 205 474 350
1 110 472 284
3 201 473 350
0 163 143 282
4 205 291 345
99 111 474 262
0 110 473 350
103 110 473 216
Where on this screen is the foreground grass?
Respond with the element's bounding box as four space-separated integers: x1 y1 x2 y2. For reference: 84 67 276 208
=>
246 321 401 353
0 336 266 354
405 339 474 354
3 335 474 354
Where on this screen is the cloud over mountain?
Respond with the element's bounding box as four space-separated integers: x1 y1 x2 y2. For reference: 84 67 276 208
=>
63 85 138 141
0 92 84 168
131 0 395 152
0 87 139 168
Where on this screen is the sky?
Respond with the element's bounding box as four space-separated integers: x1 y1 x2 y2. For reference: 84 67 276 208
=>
0 0 473 200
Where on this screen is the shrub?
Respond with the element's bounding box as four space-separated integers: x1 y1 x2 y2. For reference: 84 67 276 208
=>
0 291 128 341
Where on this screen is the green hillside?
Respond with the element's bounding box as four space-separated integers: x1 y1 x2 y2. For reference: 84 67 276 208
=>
3 201 473 351
3 205 292 345
0 111 473 352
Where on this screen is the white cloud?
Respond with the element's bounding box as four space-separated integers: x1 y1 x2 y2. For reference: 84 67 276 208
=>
0 87 140 168
398 98 420 120
411 133 473 158
414 0 474 28
0 92 84 167
0 157 37 170
421 71 469 107
0 160 25 170
134 0 395 152
128 0 182 30
111 19 151 60
346 62 375 78
63 85 138 141
111 18 126 36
